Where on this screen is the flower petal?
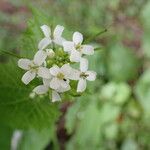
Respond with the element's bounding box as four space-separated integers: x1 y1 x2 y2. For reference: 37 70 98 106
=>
60 80 70 89
57 85 71 93
43 78 51 87
63 41 75 52
53 25 65 45
80 58 88 72
82 45 94 55
53 25 64 38
65 68 80 80
21 71 36 85
38 37 52 50
49 65 60 76
54 37 66 46
33 85 48 94
61 64 71 75
86 71 96 81
61 64 79 80
38 67 51 79
77 78 87 93
50 77 60 90
41 25 51 38
33 50 47 66
70 50 81 62
73 32 83 45
18 59 31 70
69 69 80 80
52 90 61 102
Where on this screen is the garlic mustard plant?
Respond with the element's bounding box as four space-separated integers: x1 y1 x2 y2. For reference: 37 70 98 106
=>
18 25 96 102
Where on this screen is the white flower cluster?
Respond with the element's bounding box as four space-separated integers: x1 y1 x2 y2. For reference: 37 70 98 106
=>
18 25 96 102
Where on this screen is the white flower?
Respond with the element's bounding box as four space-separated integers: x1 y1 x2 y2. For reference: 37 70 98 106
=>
33 78 68 102
33 78 50 95
77 58 96 92
38 25 65 50
49 64 79 92
63 32 94 62
18 51 50 85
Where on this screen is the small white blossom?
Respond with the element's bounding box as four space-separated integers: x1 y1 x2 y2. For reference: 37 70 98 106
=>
63 32 94 62
38 25 65 50
18 51 50 85
33 78 50 95
33 78 67 102
49 64 79 92
77 58 96 92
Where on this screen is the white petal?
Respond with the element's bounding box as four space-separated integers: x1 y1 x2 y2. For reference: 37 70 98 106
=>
50 77 60 90
38 38 52 50
60 80 70 89
52 90 61 102
49 65 60 76
65 68 80 80
70 69 80 80
38 67 51 79
77 78 87 93
63 41 75 52
43 78 51 87
21 71 36 85
54 37 66 46
82 45 94 55
46 49 55 58
80 58 88 72
33 50 47 66
53 25 64 38
53 25 65 45
61 64 71 75
18 59 31 70
33 85 48 94
73 32 83 45
41 25 51 38
57 85 71 93
86 71 96 81
70 50 81 62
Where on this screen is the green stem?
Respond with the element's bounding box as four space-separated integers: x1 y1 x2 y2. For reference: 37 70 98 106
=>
0 50 22 59
85 28 107 43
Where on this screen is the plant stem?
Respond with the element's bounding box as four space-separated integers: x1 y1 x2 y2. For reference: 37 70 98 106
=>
85 28 107 43
0 50 22 59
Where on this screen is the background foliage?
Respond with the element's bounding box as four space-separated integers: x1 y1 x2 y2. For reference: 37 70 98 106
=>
0 0 150 149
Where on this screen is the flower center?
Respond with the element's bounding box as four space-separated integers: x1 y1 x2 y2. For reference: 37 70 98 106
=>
57 72 65 80
80 72 89 79
28 63 39 72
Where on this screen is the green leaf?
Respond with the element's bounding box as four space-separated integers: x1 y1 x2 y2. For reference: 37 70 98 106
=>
100 82 131 105
0 125 13 150
141 1 150 30
104 123 118 139
66 99 101 150
121 138 139 150
18 128 54 150
134 69 150 119
107 43 139 81
142 32 150 58
0 60 60 129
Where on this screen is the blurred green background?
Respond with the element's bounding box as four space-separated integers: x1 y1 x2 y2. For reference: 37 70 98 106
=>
0 0 150 150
